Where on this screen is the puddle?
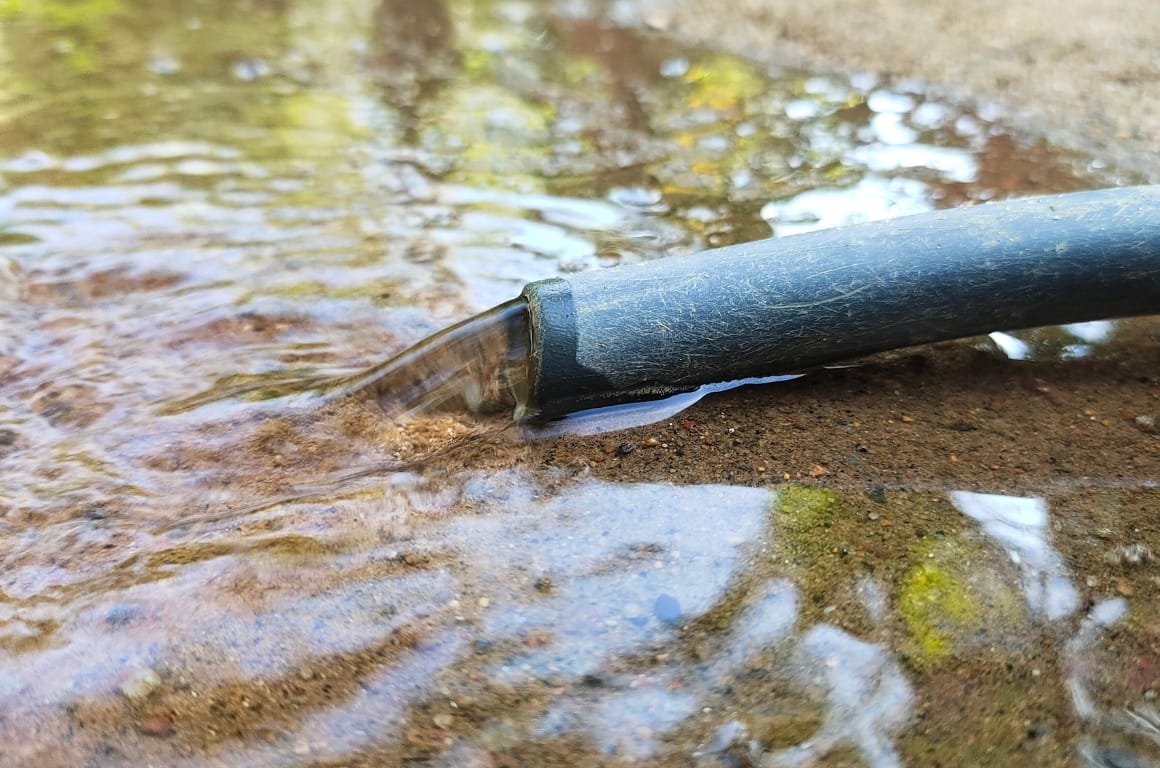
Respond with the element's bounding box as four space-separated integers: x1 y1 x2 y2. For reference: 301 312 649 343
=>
1 0 1158 765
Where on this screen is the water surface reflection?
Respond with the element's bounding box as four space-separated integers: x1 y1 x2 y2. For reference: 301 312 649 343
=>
12 469 1158 765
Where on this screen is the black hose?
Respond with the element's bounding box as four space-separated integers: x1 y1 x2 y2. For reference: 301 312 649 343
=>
520 185 1160 419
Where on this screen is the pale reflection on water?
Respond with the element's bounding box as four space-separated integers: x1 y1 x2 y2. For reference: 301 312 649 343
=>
453 479 772 758
950 491 1079 620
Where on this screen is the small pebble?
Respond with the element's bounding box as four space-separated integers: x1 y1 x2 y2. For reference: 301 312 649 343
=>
138 713 173 738
642 9 673 30
434 713 454 729
1113 543 1154 566
121 668 162 701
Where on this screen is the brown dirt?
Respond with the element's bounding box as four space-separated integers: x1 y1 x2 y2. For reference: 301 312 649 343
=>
545 331 1160 494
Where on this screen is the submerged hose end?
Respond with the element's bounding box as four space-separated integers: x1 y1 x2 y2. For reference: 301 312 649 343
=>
357 187 1159 423
520 276 702 420
521 277 578 418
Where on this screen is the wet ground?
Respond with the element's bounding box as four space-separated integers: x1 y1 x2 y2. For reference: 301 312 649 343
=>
1 1 1158 766
632 0 1160 186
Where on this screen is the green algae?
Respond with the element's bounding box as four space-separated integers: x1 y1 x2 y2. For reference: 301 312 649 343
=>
899 562 979 660
774 485 838 525
899 536 1028 665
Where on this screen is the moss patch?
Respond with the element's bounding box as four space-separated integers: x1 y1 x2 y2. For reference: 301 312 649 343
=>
899 562 979 661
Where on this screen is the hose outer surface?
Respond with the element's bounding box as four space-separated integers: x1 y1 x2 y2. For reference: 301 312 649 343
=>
521 185 1160 418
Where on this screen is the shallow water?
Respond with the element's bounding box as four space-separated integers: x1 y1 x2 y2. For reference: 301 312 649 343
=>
1 0 1158 766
